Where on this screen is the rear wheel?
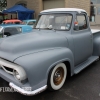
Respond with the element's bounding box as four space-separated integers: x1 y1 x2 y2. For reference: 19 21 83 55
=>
48 63 67 91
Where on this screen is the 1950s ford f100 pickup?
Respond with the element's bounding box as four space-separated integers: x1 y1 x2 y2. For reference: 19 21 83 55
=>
0 8 100 96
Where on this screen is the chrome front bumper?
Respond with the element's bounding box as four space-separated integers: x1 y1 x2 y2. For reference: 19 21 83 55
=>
9 82 47 96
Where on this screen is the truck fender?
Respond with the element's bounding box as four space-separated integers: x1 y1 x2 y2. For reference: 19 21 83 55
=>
14 48 74 90
46 50 74 78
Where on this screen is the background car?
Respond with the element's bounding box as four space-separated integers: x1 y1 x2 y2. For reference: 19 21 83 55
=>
2 19 22 24
22 19 36 28
0 24 33 38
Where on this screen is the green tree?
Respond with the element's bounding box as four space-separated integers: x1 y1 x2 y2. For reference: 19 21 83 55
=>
0 0 7 11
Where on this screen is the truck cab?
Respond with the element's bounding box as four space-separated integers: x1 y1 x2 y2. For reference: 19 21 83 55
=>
37 8 95 66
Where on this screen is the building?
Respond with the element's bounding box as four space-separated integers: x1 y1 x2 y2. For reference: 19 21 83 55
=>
7 0 90 18
6 0 100 25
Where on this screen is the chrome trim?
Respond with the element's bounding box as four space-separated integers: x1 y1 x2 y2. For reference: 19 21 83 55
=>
9 82 47 96
0 64 13 75
0 58 27 81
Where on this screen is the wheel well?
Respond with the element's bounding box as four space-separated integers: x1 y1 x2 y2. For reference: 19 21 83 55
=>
63 61 71 77
47 61 71 82
47 62 70 91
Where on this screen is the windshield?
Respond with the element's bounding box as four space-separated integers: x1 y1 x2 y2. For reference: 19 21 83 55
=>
35 14 72 30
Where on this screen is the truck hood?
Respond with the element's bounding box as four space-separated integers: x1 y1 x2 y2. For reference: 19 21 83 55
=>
0 30 68 62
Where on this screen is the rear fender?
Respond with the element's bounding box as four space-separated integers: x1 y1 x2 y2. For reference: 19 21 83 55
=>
93 32 100 56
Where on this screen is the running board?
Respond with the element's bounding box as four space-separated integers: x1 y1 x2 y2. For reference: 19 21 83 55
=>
74 56 99 74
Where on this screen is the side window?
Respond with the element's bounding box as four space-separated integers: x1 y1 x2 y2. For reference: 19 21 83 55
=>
16 27 22 33
14 22 21 24
28 21 36 25
4 27 22 36
74 14 87 31
4 28 12 36
55 15 72 30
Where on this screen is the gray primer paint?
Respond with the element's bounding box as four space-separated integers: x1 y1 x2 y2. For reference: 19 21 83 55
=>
0 9 99 95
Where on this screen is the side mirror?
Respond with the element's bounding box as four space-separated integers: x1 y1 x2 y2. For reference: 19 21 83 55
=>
74 22 79 30
48 25 52 29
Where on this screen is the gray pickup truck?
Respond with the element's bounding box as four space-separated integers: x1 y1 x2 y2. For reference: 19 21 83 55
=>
0 8 100 96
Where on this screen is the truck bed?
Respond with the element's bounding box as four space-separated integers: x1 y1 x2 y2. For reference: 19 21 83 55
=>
91 29 100 34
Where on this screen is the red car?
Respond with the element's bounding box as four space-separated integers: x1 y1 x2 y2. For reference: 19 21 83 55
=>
2 19 22 24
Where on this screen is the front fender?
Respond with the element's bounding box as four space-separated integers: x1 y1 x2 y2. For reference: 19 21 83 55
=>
14 48 74 90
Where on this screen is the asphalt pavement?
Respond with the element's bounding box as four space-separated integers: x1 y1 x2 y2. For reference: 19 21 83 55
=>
0 25 100 100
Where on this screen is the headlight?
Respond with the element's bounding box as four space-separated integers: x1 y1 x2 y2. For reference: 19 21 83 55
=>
13 70 21 81
0 58 27 81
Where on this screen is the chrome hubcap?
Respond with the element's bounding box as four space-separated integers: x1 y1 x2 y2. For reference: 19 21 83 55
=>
53 67 64 85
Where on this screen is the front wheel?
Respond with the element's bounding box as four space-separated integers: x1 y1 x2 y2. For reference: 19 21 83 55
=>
48 63 67 91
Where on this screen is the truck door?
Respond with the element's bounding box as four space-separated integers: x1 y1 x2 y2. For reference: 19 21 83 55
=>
72 13 93 66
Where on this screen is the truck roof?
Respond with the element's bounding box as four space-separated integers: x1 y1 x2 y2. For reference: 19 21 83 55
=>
41 8 86 13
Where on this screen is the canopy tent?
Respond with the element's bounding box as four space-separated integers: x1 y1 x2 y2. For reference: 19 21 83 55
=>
3 5 35 20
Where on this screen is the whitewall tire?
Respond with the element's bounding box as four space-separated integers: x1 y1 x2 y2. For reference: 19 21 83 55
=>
48 63 67 91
